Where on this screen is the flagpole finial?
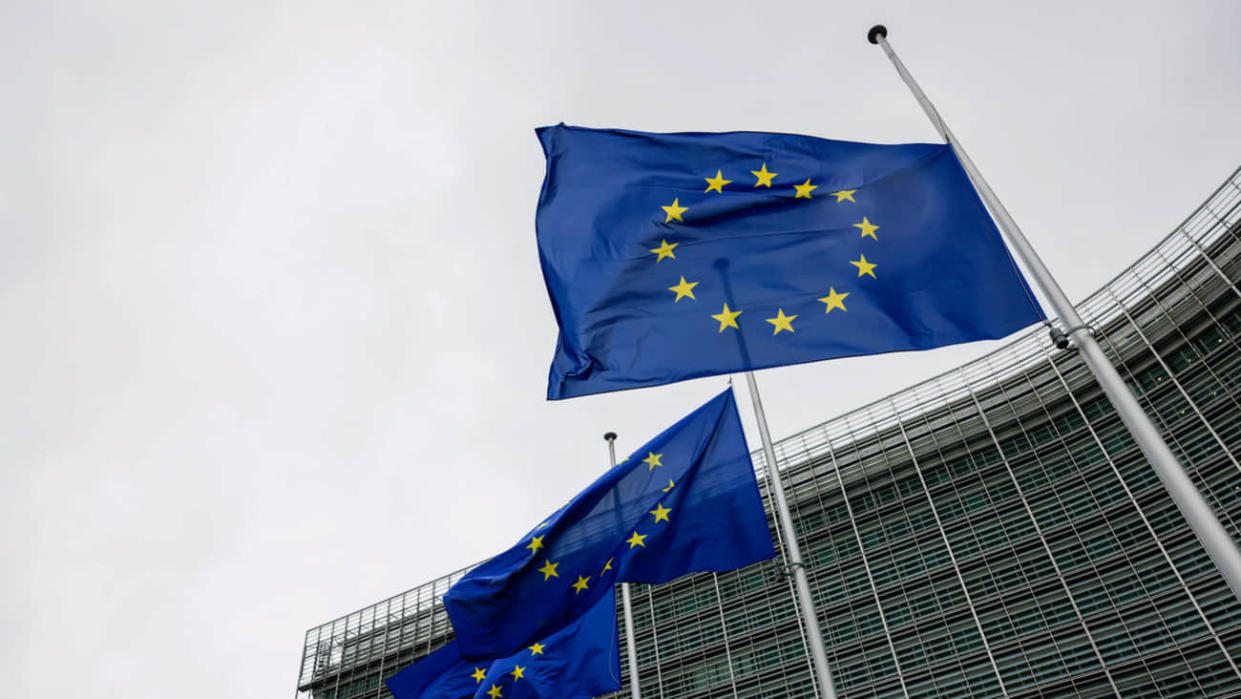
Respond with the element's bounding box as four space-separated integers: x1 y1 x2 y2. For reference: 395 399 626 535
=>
867 24 887 44
603 432 617 442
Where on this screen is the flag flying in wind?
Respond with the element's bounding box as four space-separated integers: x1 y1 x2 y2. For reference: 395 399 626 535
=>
385 588 620 699
443 387 773 660
535 124 1045 399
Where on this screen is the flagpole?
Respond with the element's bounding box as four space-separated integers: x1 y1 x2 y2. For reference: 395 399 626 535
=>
714 256 836 698
744 372 839 699
867 24 1241 604
604 432 644 699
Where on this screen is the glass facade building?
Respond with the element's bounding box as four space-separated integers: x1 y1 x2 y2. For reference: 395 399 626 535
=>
295 167 1241 699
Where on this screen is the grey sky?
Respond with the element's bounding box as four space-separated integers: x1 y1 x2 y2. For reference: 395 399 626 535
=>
2 1 1239 697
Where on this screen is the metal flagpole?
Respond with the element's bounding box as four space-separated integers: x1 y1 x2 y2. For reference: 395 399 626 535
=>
604 432 644 699
867 24 1241 604
744 371 839 699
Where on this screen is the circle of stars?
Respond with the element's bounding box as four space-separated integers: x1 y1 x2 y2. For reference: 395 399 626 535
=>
645 162 880 336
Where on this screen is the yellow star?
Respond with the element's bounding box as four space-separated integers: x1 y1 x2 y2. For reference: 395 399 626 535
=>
854 217 878 240
704 170 732 194
571 575 590 594
471 667 487 683
525 535 544 555
668 276 699 302
626 531 647 548
537 559 560 581
487 684 503 699
661 198 688 223
649 239 678 262
751 162 778 188
536 521 550 530
818 287 849 313
766 308 797 335
529 642 546 656
511 665 525 681
649 503 672 523
642 452 663 470
851 254 877 278
662 479 675 492
601 557 614 575
830 190 857 203
794 178 818 199
711 303 742 332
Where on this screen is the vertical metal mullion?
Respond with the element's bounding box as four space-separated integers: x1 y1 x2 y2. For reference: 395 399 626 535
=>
408 585 424 665
881 401 1009 696
1004 358 1156 674
1146 247 1241 377
1089 295 1241 538
1104 287 1241 473
783 433 844 697
1042 355 1241 682
824 442 911 698
1086 293 1241 681
373 598 392 698
295 629 310 699
1173 225 1241 299
710 572 741 698
644 586 665 699
959 369 1122 696
425 580 438 656
1169 166 1241 278
295 627 315 699
1178 228 1241 302
390 594 414 692
1085 303 1224 491
1121 246 1241 398
750 439 819 692
840 417 914 671
1185 176 1241 295
329 619 345 699
909 402 1031 685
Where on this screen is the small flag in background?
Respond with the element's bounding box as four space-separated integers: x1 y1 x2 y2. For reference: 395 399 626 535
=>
443 387 773 660
385 588 620 699
535 124 1045 399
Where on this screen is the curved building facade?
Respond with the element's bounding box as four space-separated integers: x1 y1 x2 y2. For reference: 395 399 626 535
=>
295 166 1241 699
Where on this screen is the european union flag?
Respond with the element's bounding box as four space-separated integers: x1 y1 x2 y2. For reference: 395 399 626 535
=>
443 387 773 660
536 124 1045 399
385 588 620 699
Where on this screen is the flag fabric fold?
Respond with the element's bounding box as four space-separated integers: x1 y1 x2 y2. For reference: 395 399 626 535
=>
385 588 620 699
535 124 1045 399
442 387 773 660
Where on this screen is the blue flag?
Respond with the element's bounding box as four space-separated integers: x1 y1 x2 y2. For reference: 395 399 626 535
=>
385 588 620 699
535 124 1045 399
443 387 773 660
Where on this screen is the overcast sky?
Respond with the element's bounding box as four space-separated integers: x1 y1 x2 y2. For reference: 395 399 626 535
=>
2 1 1239 697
